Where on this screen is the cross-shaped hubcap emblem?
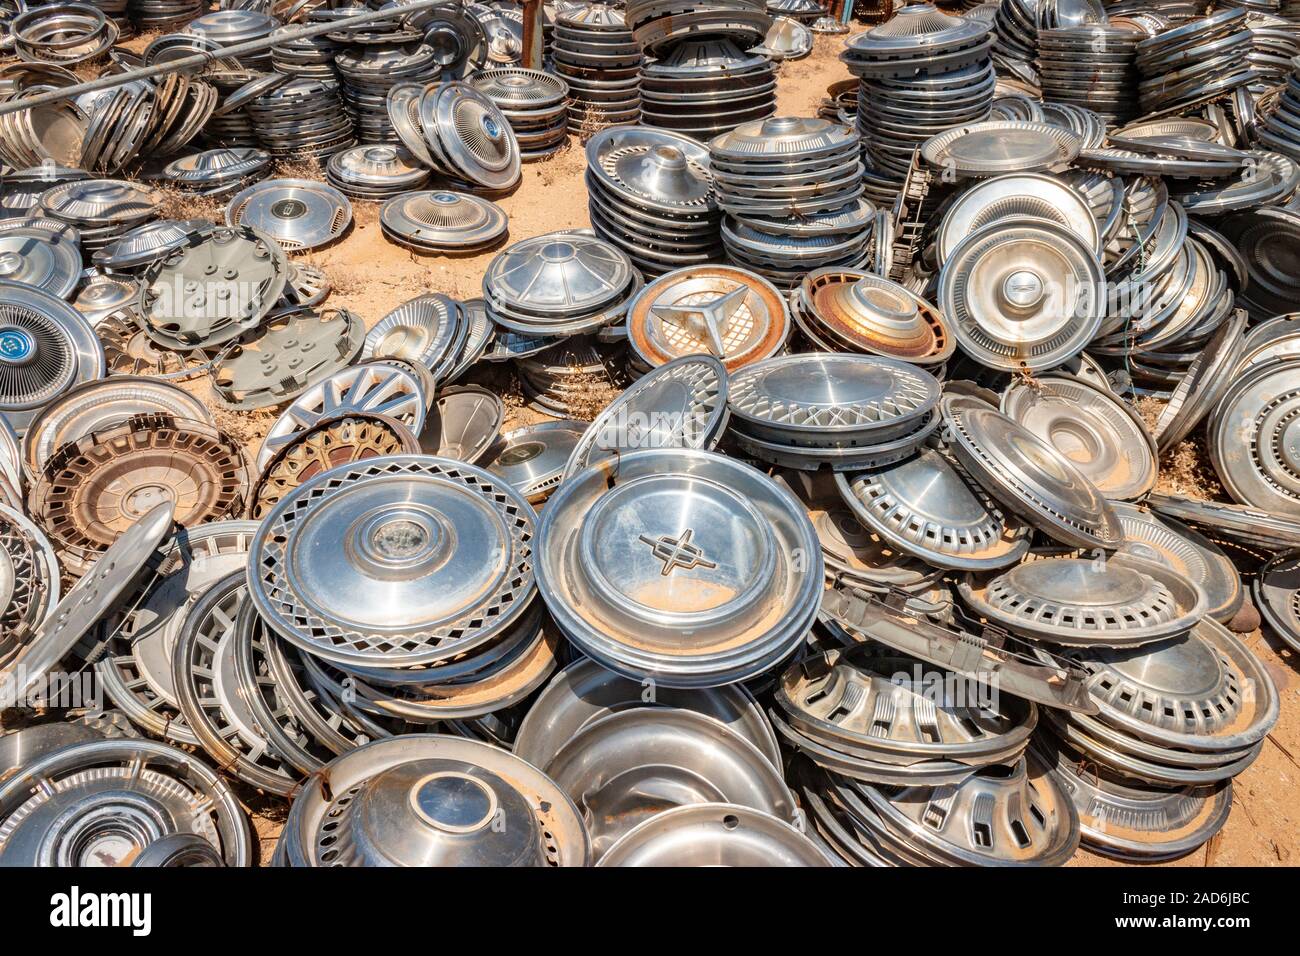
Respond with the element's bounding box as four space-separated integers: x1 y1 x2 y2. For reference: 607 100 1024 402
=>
638 528 717 576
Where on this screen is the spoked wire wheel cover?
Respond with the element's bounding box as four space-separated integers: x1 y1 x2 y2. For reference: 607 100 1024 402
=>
277 734 590 866
1002 375 1158 501
959 553 1207 647
29 417 249 576
0 502 60 664
257 362 428 471
425 82 521 191
941 395 1122 549
1208 358 1300 517
248 455 536 669
835 446 1029 570
939 220 1104 372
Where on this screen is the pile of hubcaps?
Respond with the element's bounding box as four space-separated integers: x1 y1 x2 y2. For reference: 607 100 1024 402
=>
640 39 779 141
585 125 722 276
483 231 640 336
538 447 821 687
710 116 873 289
2 0 1299 872
471 68 570 160
551 4 642 129
842 4 996 192
726 353 941 471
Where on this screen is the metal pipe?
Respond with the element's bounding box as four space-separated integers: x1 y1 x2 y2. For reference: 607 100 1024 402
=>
520 0 543 71
0 0 456 117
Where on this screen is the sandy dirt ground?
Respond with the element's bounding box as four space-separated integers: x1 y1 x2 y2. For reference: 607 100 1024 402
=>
84 34 1300 866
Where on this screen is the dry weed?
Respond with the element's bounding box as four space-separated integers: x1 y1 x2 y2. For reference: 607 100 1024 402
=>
1135 395 1164 432
273 155 325 182
1157 435 1224 501
575 104 608 145
352 199 381 229
559 371 622 422
151 184 226 224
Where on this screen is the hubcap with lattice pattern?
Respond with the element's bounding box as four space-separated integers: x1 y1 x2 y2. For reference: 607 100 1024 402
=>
249 455 536 668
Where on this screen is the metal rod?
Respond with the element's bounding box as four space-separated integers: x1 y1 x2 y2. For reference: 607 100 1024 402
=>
0 0 456 117
521 0 543 71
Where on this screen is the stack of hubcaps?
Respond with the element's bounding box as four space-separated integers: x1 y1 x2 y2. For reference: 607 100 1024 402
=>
482 231 640 336
776 647 1039 785
335 43 440 145
380 191 509 254
1038 26 1141 126
243 76 355 161
841 4 996 191
1135 8 1254 115
327 145 432 200
792 269 955 364
537 447 821 688
710 117 872 289
471 68 570 161
585 126 722 276
38 179 158 252
725 353 942 472
639 39 779 141
247 456 557 730
161 147 272 197
552 4 642 129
